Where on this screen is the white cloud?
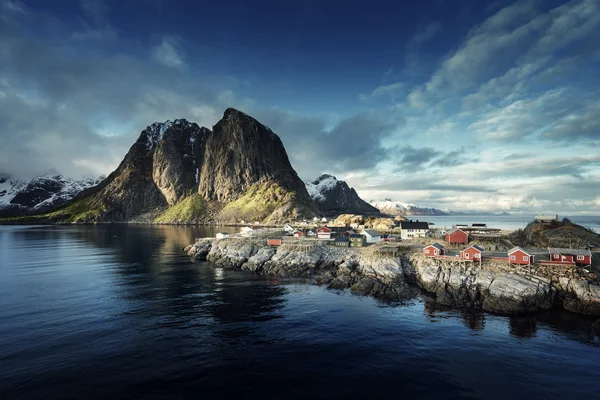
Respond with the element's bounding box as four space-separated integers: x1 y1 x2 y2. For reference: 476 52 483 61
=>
359 82 404 100
152 37 185 69
408 21 442 46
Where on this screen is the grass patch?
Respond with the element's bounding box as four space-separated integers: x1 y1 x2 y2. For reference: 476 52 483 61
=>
154 194 206 223
0 197 106 224
218 181 297 223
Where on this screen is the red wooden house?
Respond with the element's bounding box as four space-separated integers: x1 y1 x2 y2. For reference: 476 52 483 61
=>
548 248 592 266
508 246 534 265
293 230 304 238
446 228 469 244
460 244 483 261
267 238 282 246
316 227 332 239
423 243 445 257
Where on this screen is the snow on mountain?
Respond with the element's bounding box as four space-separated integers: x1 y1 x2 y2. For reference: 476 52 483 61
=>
0 174 104 216
305 174 339 202
370 199 448 216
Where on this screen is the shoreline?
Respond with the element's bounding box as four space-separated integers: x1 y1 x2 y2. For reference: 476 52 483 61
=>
184 236 600 317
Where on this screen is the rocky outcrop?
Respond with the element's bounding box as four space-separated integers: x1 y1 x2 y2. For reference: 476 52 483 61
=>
184 239 600 316
306 174 379 215
510 220 600 249
185 238 415 301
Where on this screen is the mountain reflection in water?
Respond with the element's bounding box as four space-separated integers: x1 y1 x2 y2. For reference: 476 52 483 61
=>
0 225 598 400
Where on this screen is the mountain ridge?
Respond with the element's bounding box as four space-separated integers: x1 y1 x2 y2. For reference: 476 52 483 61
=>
306 174 380 216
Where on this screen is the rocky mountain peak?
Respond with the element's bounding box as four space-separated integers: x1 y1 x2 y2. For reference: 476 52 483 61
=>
306 174 379 215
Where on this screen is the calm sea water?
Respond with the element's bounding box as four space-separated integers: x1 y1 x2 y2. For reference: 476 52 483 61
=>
415 215 600 231
1 224 599 400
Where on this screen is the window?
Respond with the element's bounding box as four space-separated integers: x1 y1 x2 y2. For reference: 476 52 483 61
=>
425 249 430 254
523 256 528 262
465 253 469 259
510 255 516 261
474 253 480 258
434 250 438 255
577 255 584 260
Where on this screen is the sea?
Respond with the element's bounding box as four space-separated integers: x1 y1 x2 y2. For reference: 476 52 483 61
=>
1 222 599 400
412 214 600 232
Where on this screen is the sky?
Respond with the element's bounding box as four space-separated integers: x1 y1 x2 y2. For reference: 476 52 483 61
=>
0 0 599 213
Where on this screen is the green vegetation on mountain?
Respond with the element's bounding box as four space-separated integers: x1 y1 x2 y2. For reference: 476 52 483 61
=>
154 194 206 223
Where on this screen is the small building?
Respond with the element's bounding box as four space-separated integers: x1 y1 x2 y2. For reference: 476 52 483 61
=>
216 232 229 239
316 226 332 239
446 227 469 244
535 215 558 223
456 224 469 229
306 229 316 237
321 217 328 223
254 221 260 225
471 223 487 228
343 230 355 237
423 243 445 257
548 248 592 266
349 233 366 247
460 244 483 261
334 237 350 247
293 230 304 238
283 224 295 233
399 220 429 240
362 229 382 244
267 238 282 246
508 246 534 265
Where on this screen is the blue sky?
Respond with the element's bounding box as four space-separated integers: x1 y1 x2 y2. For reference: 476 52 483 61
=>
1 0 599 213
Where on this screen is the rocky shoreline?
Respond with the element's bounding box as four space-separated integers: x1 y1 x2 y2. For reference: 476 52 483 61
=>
184 238 600 316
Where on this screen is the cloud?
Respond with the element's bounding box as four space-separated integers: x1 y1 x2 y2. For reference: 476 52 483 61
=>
152 37 185 69
79 0 108 25
395 146 441 168
254 107 402 180
408 21 442 46
359 82 404 100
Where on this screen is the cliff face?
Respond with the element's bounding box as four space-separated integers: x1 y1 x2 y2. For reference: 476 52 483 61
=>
12 109 317 224
306 174 379 215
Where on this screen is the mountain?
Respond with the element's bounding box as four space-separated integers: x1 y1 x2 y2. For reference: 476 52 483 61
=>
4 108 317 224
0 174 103 217
370 199 448 216
306 174 380 215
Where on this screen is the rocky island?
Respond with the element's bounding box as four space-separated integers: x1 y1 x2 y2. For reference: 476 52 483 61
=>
184 227 600 317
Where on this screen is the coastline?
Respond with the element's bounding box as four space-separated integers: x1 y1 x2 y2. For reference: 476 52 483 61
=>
184 236 600 317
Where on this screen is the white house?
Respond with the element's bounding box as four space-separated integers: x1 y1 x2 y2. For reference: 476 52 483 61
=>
316 227 332 239
362 229 382 244
216 232 230 239
399 220 429 240
307 230 316 237
283 224 295 233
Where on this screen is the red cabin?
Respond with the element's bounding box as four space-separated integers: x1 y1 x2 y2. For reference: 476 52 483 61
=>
460 244 483 261
446 228 469 244
548 248 592 266
316 227 331 239
267 238 282 246
508 247 534 265
423 243 445 257
343 230 355 237
293 230 303 238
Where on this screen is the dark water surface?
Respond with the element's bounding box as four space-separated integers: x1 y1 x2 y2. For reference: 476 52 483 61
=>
1 225 599 400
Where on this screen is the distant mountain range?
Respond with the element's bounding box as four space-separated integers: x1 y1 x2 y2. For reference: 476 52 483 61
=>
369 199 510 216
0 174 103 217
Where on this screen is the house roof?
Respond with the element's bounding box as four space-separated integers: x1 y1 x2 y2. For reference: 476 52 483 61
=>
464 244 484 252
362 229 381 237
471 223 487 227
548 247 591 256
400 220 429 230
218 232 229 235
317 227 331 232
508 246 532 255
447 227 465 234
268 237 282 241
334 237 350 243
349 233 364 239
426 243 445 250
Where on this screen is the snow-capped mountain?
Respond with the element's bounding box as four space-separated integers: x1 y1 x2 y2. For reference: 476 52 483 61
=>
305 174 380 215
0 174 104 217
370 199 448 216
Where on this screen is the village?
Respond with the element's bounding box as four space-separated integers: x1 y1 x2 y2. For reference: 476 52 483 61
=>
209 214 598 272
